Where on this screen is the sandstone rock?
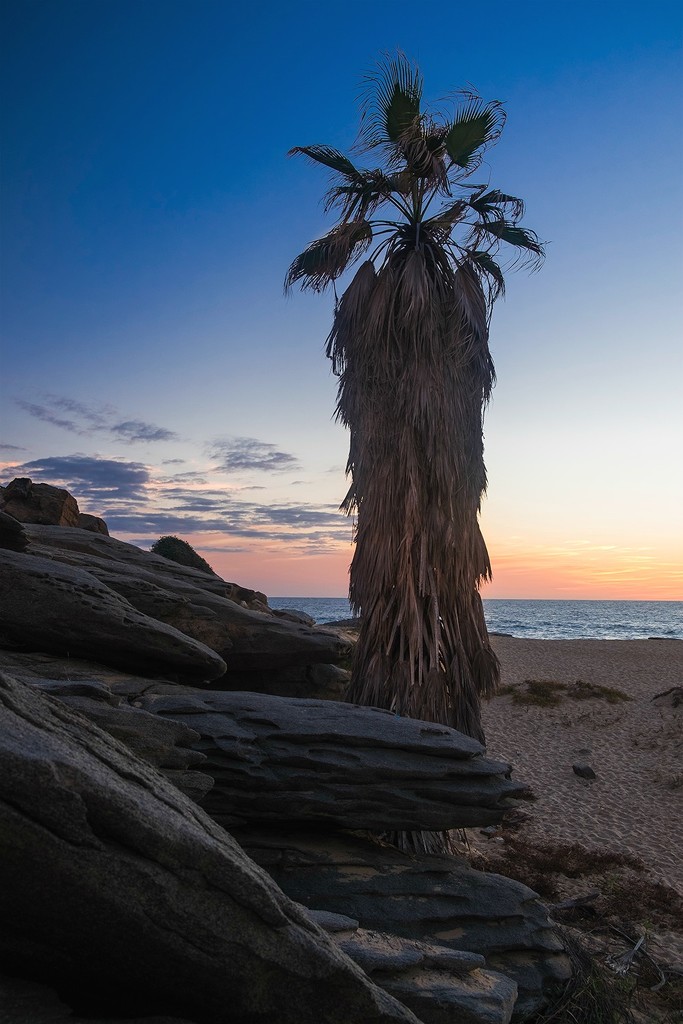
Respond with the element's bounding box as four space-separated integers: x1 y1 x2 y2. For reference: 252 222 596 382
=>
0 550 226 682
137 690 528 832
1 478 80 527
237 828 571 1020
26 525 352 677
27 679 214 800
0 510 28 552
0 674 421 1024
572 763 596 780
78 513 109 535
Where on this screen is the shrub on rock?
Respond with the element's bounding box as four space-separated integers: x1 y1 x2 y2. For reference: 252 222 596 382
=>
151 535 215 575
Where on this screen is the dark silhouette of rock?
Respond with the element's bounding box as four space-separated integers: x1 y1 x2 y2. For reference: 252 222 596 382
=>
137 690 528 832
0 674 421 1024
0 510 28 551
237 828 571 1020
1 477 80 527
274 607 317 626
572 763 596 780
25 525 352 678
0 550 226 682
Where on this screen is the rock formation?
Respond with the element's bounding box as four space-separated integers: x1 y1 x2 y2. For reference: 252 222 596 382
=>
138 690 528 831
0 479 571 1023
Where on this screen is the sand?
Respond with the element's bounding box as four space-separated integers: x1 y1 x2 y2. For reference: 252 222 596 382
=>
483 638 683 894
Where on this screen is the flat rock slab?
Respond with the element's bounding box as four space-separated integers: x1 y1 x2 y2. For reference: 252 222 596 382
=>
0 674 421 1024
138 690 528 831
236 828 571 1021
0 550 226 682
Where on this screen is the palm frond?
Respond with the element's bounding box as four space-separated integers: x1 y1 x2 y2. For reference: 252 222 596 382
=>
481 219 545 264
443 98 505 169
358 51 423 150
288 145 361 178
323 169 400 221
285 220 373 293
468 188 525 221
469 250 506 301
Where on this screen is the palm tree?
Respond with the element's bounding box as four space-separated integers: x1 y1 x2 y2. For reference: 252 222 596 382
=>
286 54 544 744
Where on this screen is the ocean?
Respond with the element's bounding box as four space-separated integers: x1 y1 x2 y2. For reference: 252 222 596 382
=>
268 598 683 641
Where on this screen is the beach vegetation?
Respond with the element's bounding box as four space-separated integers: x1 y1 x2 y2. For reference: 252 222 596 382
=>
286 52 544 746
501 679 632 708
151 535 215 575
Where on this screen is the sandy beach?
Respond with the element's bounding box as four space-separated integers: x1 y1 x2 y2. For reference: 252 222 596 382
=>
483 637 683 896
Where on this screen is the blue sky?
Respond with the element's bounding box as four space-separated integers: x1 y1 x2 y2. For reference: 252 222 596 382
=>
1 0 682 597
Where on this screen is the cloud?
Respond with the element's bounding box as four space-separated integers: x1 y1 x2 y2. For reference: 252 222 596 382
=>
0 442 26 452
6 455 150 501
209 436 299 473
162 458 185 465
112 420 178 443
15 394 178 444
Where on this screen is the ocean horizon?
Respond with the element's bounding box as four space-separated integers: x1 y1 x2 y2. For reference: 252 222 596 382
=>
268 597 683 641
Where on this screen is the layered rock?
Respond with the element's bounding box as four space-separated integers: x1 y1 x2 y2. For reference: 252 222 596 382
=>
0 510 27 552
0 550 226 681
28 676 213 801
0 673 420 1024
308 911 518 1024
25 525 351 679
237 828 571 1020
138 690 528 831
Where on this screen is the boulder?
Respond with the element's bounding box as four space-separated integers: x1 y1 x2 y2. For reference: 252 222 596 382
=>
0 510 28 552
136 690 529 832
0 477 80 527
26 525 352 677
0 674 421 1024
0 550 226 682
78 512 109 535
237 828 571 1020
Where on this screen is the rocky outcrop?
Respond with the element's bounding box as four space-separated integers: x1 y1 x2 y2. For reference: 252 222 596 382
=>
138 690 528 831
237 828 571 1020
28 676 214 801
25 524 351 677
0 509 27 551
0 550 226 681
308 912 518 1024
0 673 421 1024
1 477 81 527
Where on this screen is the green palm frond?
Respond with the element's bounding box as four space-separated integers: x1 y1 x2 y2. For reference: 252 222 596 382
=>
481 219 545 261
358 51 423 150
285 220 373 293
288 145 361 178
468 189 525 221
443 98 505 169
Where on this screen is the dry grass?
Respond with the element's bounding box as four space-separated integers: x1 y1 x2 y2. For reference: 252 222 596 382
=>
500 678 633 709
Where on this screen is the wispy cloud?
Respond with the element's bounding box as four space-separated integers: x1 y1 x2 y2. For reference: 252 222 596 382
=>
209 436 299 473
15 393 179 445
0 442 27 452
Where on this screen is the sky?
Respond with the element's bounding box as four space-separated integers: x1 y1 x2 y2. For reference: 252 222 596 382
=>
1 0 682 600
